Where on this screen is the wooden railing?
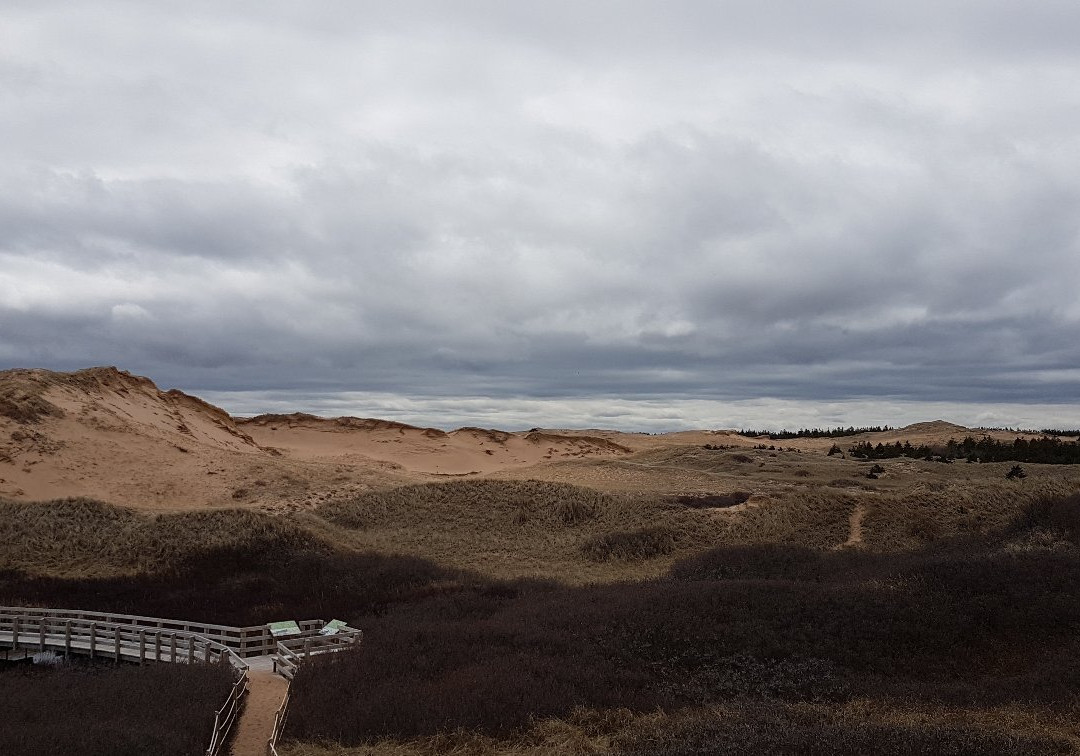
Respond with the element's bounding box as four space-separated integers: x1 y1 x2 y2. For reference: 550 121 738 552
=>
0 606 322 658
0 610 248 670
267 687 291 756
206 668 248 756
272 626 363 680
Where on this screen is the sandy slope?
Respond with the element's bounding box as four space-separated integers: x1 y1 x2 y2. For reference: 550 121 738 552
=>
0 368 408 510
0 366 1044 512
0 368 637 509
238 414 633 475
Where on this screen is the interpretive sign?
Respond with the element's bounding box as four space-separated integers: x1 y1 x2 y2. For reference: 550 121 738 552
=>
268 620 301 638
319 619 348 636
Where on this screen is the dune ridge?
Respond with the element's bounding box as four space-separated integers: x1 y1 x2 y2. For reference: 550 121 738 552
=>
0 367 639 508
2 366 1063 511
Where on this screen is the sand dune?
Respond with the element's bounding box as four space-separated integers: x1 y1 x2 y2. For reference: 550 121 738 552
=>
0 368 638 508
236 413 633 475
0 367 280 509
0 366 1050 511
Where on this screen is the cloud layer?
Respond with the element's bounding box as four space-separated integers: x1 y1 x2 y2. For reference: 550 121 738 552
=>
2 2 1078 428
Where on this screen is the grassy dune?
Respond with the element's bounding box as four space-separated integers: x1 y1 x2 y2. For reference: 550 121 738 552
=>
0 497 327 578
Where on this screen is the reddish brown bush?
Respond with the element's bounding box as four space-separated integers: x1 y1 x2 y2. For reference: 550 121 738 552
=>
0 660 234 756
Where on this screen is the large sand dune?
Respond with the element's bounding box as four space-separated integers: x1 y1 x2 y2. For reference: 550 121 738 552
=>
3 366 1040 511
1 367 283 509
0 367 650 509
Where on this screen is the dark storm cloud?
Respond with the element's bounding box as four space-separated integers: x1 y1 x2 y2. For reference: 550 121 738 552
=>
1 1 1078 428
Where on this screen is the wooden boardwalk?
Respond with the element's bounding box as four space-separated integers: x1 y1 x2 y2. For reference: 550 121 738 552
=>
1 606 361 756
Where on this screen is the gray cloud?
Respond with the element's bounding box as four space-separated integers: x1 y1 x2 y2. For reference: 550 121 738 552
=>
1 2 1078 429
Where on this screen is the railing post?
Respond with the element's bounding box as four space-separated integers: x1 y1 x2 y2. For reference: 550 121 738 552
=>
171 633 177 662
139 630 146 664
12 616 19 650
65 620 71 656
114 625 121 663
39 617 46 652
204 641 211 664
155 631 162 662
188 636 195 664
89 622 96 659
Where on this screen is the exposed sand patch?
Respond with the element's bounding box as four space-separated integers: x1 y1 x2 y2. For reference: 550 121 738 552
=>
237 415 632 475
841 503 866 548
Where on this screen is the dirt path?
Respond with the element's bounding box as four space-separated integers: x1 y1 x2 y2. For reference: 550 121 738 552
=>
841 503 866 548
230 665 288 756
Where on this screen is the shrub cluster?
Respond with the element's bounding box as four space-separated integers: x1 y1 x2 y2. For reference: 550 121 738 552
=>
613 702 1074 756
674 492 752 509
1012 493 1080 541
0 660 235 756
580 526 677 562
283 499 1080 745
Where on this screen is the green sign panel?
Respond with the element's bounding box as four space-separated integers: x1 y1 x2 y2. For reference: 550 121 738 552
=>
319 619 348 636
268 620 301 637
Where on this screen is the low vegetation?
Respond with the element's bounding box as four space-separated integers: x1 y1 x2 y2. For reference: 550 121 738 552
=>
674 491 752 508
0 496 328 578
3 452 1080 754
0 659 235 756
281 498 1080 751
581 526 677 561
314 480 735 581
0 377 63 425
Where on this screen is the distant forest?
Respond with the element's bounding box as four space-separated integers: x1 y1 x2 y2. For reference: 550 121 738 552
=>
981 428 1080 437
739 426 892 440
848 436 1080 465
740 426 1080 442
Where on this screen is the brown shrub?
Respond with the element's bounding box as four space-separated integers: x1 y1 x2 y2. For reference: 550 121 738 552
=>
282 542 1080 743
581 527 676 562
675 492 752 509
614 702 1074 756
1013 492 1080 541
0 660 235 756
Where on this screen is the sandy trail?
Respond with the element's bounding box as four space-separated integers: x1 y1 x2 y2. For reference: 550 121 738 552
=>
230 666 288 756
841 503 866 548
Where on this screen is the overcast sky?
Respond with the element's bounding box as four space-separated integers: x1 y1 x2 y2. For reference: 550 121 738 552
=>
2 1 1078 430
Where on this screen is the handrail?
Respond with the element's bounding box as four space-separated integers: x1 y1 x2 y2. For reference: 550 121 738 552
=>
267 687 292 756
0 610 249 670
206 669 248 756
0 605 323 658
272 627 362 680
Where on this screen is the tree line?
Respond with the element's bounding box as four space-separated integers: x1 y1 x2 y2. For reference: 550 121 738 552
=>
739 425 893 440
847 436 1080 465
